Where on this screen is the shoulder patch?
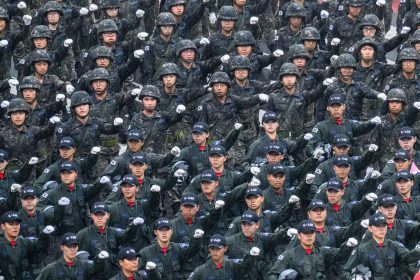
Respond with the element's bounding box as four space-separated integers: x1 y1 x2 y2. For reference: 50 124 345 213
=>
329 24 334 30
377 184 382 190
41 192 48 198
197 105 202 111
338 5 344 10
19 59 25 64
278 11 283 15
112 186 118 192
274 36 279 40
43 168 50 174
277 254 284 261
110 160 117 166
384 85 390 91
348 47 354 52
145 46 150 51
315 168 322 174
387 159 394 164
228 223 234 229
312 127 318 133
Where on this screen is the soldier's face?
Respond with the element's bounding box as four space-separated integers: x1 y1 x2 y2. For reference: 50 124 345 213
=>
33 38 48 49
91 211 109 228
265 152 284 164
292 57 306 70
326 188 344 205
360 45 375 60
0 19 6 32
101 32 117 44
327 104 345 119
209 246 227 263
142 96 157 112
303 40 317 52
396 178 413 196
22 88 37 105
95 57 111 68
221 20 235 32
379 204 397 219
105 8 119 18
34 61 49 75
298 231 316 247
212 83 228 98
60 170 77 185
332 145 350 156
388 101 403 115
289 17 303 28
200 181 218 195
121 184 138 199
1 222 20 239
362 26 376 38
281 75 297 89
21 196 38 212
10 111 26 127
262 120 278 133
59 146 76 160
154 227 173 242
267 173 286 189
398 137 416 151
241 221 259 237
417 0 420 8
368 224 387 240
160 25 174 37
394 158 410 171
333 164 350 179
127 140 144 153
348 6 361 17
0 160 8 171
47 11 60 25
245 194 264 210
171 4 185 16
61 244 78 261
308 208 326 222
414 42 420 53
129 162 148 177
119 258 139 274
237 46 252 56
181 204 199 219
234 0 247 7
92 79 108 94
402 60 416 74
74 104 90 118
192 132 208 145
180 49 196 63
162 74 177 88
209 154 226 169
339 67 354 79
234 68 249 81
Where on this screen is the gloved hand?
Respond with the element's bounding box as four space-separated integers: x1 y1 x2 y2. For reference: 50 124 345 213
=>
194 229 204 238
376 0 385 6
370 116 382 125
323 78 335 86
113 118 123 126
377 93 387 101
66 84 75 94
368 144 378 152
49 116 61 124
250 166 260 175
331 38 341 46
215 200 225 209
79 7 89 15
288 195 300 204
200 37 210 45
171 146 181 156
313 147 325 159
346 237 358 247
0 39 8 47
365 192 378 201
330 55 338 66
146 261 157 270
1 100 9 108
134 50 144 58
150 185 161 192
136 9 145 18
89 4 98 11
64 39 73 48
137 32 148 41
273 49 284 57
250 16 259 24
306 174 315 184
176 104 186 113
320 10 329 19
10 184 22 192
8 79 19 87
287 228 298 237
209 12 217 24
133 217 145 225
23 15 32 25
91 146 101 154
221 54 230 63
401 26 411 35
360 219 369 228
99 176 110 184
28 157 39 165
58 197 70 206
370 170 381 179
174 169 187 177
259 93 269 102
56 93 66 102
414 102 420 110
304 133 313 140
249 177 261 187
234 123 243 130
98 251 109 259
43 225 55 234
250 247 260 256
131 88 141 96
17 2 27 9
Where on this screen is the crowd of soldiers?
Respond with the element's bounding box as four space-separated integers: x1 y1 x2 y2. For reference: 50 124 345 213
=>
1 0 420 279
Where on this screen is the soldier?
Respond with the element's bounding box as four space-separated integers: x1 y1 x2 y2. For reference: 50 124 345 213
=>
392 170 420 221
300 26 331 70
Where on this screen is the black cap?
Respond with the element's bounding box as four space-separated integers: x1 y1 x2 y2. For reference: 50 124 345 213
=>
394 149 410 161
61 232 78 246
208 234 227 248
308 199 327 210
326 177 343 191
328 94 345 106
245 186 263 198
333 155 351 167
200 170 218 182
91 202 108 213
264 143 286 154
1 211 22 224
130 154 147 164
398 127 415 139
181 194 198 206
127 130 144 141
192 122 209 133
121 174 138 186
395 169 413 181
209 145 226 156
20 187 38 198
298 219 316 233
241 210 259 224
117 247 137 260
0 149 8 161
58 137 75 148
154 218 172 230
268 163 286 175
333 134 351 147
377 194 397 207
369 213 387 226
59 161 77 172
262 111 278 123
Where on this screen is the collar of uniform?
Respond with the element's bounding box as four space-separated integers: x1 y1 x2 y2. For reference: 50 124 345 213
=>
328 117 346 125
59 256 77 267
298 244 315 254
74 116 93 125
9 123 28 132
395 194 410 202
156 242 172 251
337 79 355 87
141 110 162 119
374 240 387 247
93 93 112 102
262 133 279 143
231 79 251 90
156 35 174 44
92 224 107 234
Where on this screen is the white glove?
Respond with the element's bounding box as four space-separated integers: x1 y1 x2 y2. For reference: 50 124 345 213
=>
134 50 144 58
58 197 70 206
287 228 298 237
304 133 313 140
113 117 123 126
365 192 378 201
66 84 75 94
79 7 89 15
320 10 329 19
136 9 145 18
137 32 148 41
234 123 244 130
174 169 187 177
56 93 65 102
100 176 110 184
250 16 259 24
131 88 141 96
64 39 73 48
376 0 386 6
10 184 22 192
90 146 101 155
401 26 411 35
288 195 300 204
377 93 387 101
273 49 284 57
259 93 269 102
313 147 325 159
323 78 335 86
330 55 338 65
250 166 260 175
200 37 210 45
346 237 358 247
368 144 378 152
1 100 9 108
370 116 382 125
150 185 161 192
194 229 204 238
89 4 98 11
171 146 181 156
176 104 186 114
221 54 230 63
215 200 225 209
8 79 19 87
28 157 39 165
305 174 316 184
43 225 55 234
49 116 60 124
331 38 341 46
360 219 369 228
0 39 8 47
209 12 217 24
146 261 156 270
370 170 381 179
133 217 145 225
17 2 27 9
249 178 261 187
98 251 109 259
23 15 32 25
414 102 420 110
250 247 260 256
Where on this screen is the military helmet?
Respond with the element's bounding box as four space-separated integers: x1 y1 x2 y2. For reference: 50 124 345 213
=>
300 27 321 41
92 46 115 62
176 39 197 57
359 14 381 29
19 76 41 92
71 91 92 109
97 19 119 35
30 49 52 65
279 63 300 78
7 98 30 115
336 53 357 68
288 44 310 60
234 31 256 47
31 25 52 40
209 72 231 87
397 47 420 63
167 0 186 8
411 30 420 45
231 55 252 70
386 88 407 104
356 37 378 53
0 7 10 22
43 1 63 15
158 63 181 79
285 3 306 19
346 0 363 7
139 85 161 101
101 0 120 9
156 12 177 26
89 68 111 84
217 6 238 21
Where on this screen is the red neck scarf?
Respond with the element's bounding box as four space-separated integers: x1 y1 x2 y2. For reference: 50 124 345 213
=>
215 172 222 178
332 204 340 213
404 197 411 203
0 172 5 180
128 277 134 280
198 145 206 151
68 185 74 192
378 242 383 248
99 227 105 235
10 240 16 247
335 119 342 126
185 218 193 225
127 201 135 208
27 212 36 218
305 248 312 255
161 247 168 254
67 262 73 268
216 263 223 270
247 236 254 242
342 181 347 189
316 227 324 233
138 178 143 185
387 223 393 229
